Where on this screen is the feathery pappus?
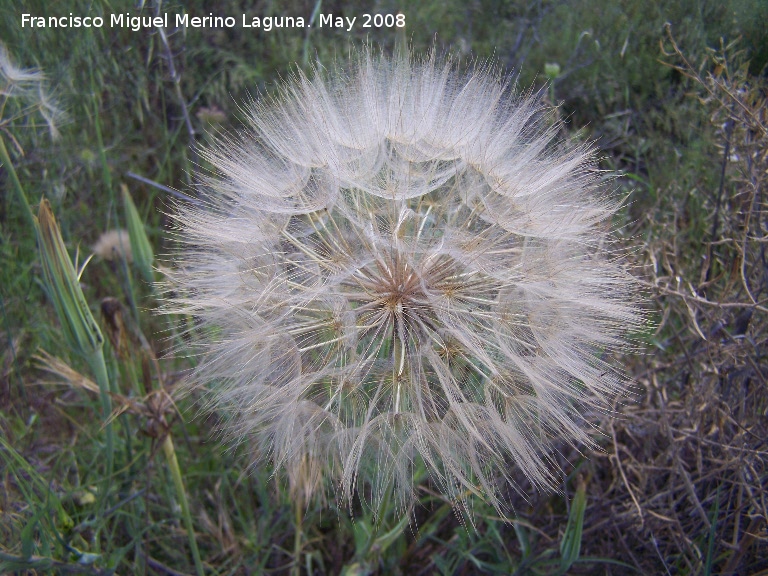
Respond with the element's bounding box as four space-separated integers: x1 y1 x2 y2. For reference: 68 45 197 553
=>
161 48 643 515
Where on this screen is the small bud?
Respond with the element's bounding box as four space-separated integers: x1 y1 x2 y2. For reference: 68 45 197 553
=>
101 297 126 357
544 62 561 80
196 105 226 126
92 229 132 262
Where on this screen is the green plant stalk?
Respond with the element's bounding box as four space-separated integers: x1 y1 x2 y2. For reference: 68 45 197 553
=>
302 0 322 68
115 249 140 326
35 200 114 517
0 290 26 402
122 186 155 285
161 434 205 576
0 134 35 231
90 83 113 202
292 495 303 576
559 479 587 574
87 347 115 518
123 353 147 398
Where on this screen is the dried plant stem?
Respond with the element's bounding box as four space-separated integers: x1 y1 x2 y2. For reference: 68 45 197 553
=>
161 434 205 576
125 171 203 206
661 23 767 133
642 279 768 314
609 417 643 524
154 13 198 185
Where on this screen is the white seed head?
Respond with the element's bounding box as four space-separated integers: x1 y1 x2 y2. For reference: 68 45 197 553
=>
92 229 133 262
0 43 64 139
0 43 45 87
163 50 642 514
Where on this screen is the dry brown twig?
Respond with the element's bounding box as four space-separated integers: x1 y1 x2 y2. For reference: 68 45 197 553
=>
593 27 768 573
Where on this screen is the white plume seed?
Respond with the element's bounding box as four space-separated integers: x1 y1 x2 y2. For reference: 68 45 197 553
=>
162 49 642 515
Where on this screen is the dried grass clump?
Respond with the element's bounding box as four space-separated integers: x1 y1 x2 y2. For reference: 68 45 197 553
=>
576 32 767 574
162 49 643 515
